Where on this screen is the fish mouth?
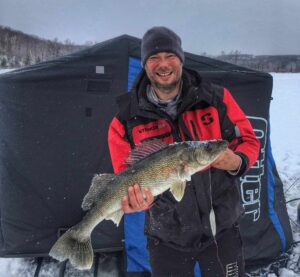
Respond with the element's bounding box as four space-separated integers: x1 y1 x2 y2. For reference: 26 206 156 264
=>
208 140 228 155
192 140 228 164
217 140 229 150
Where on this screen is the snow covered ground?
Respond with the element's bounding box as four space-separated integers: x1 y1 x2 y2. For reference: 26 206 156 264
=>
0 69 16 74
0 69 299 276
268 73 300 277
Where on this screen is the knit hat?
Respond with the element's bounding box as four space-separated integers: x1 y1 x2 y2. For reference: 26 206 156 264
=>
141 26 184 66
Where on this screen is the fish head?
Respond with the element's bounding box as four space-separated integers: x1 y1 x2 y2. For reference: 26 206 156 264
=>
186 140 228 167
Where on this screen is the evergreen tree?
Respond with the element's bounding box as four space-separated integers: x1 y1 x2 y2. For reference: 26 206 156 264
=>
1 56 8 68
23 53 32 66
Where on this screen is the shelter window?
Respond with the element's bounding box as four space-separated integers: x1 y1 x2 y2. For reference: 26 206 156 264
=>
95 66 105 74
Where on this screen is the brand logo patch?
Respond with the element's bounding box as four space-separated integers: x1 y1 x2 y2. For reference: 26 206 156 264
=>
226 262 238 277
138 124 166 134
201 113 214 125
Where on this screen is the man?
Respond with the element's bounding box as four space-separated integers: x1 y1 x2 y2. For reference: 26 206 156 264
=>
108 26 259 276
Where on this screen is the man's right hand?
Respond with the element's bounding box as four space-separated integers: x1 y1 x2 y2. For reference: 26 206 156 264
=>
122 184 154 213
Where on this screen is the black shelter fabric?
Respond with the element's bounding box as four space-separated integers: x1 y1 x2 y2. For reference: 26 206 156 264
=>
0 35 292 270
0 36 132 256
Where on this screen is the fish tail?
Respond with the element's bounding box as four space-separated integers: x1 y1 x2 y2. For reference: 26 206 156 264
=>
49 228 94 270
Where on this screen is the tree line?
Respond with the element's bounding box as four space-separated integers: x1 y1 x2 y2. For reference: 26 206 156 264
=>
0 26 86 68
1 26 300 72
215 51 300 73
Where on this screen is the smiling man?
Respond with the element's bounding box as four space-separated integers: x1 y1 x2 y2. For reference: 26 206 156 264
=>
144 52 182 100
108 27 260 276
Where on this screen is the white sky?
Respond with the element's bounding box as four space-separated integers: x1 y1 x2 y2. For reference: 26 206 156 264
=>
0 0 300 55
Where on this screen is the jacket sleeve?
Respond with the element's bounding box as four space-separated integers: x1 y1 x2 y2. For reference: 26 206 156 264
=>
223 88 260 173
108 116 131 174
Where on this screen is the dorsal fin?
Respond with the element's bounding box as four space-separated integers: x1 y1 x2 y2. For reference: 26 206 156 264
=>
125 139 168 166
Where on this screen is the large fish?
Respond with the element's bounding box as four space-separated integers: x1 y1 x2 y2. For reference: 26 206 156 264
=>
49 139 228 270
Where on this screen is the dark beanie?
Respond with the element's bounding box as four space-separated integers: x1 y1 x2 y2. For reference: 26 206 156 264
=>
141 26 184 66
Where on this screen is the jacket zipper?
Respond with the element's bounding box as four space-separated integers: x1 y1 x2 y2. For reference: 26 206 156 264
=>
139 86 201 143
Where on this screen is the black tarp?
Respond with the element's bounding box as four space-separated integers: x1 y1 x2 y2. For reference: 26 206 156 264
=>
0 35 292 271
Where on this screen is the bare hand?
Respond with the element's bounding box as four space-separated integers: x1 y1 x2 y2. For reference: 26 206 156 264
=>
122 184 154 213
211 148 242 171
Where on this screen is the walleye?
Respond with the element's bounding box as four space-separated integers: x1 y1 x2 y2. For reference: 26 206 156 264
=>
49 139 228 270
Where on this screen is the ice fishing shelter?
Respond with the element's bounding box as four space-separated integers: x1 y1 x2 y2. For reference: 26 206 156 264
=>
0 35 293 275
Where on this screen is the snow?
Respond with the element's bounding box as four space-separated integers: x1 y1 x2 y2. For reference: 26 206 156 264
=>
0 69 16 74
0 69 299 276
270 73 300 277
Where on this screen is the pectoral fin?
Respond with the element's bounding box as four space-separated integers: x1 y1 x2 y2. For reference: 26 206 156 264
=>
106 210 124 227
170 180 186 202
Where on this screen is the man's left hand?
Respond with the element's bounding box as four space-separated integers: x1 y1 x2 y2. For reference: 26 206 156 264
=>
211 148 241 171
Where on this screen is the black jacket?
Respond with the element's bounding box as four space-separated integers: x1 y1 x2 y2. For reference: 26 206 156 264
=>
108 68 260 251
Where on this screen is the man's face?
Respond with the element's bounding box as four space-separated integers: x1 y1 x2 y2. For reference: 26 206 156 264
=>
144 52 182 94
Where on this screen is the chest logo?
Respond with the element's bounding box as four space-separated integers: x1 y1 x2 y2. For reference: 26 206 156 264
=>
201 113 214 125
138 123 166 134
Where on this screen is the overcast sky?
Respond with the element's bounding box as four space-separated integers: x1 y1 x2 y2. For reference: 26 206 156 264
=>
1 0 300 55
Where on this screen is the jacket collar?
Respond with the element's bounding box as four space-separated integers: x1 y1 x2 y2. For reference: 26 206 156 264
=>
121 67 214 120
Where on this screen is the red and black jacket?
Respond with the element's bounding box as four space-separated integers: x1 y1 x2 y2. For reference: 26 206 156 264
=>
108 68 260 251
